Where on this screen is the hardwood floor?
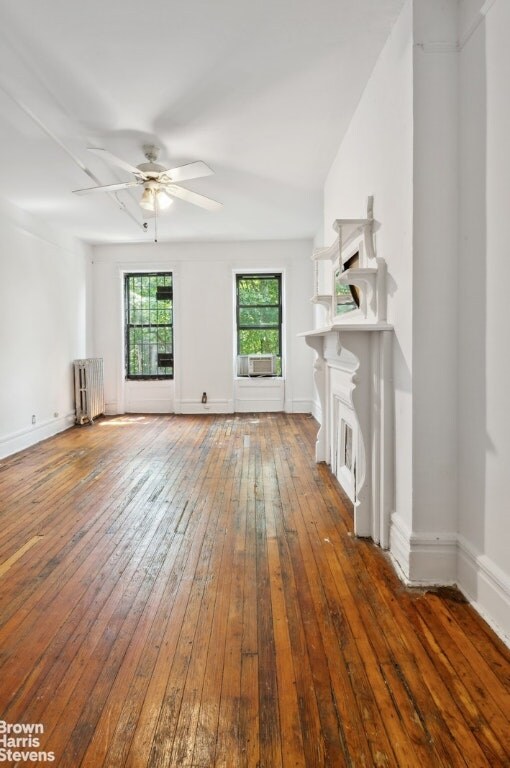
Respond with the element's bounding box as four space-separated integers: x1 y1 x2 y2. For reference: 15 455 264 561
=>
0 413 509 767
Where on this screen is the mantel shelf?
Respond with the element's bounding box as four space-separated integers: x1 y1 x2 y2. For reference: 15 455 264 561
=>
311 293 333 304
333 218 372 249
300 322 393 337
312 242 339 262
341 267 377 277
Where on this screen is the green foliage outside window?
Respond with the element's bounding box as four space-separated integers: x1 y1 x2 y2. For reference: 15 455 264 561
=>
335 274 358 315
236 274 282 375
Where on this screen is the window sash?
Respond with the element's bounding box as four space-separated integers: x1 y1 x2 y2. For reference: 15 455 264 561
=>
125 272 174 380
236 274 282 364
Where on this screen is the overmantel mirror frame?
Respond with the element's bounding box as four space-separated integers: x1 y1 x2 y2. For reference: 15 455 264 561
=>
311 197 387 327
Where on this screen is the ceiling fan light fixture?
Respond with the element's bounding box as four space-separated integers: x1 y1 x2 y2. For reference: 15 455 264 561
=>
155 189 173 210
140 184 173 212
140 186 154 210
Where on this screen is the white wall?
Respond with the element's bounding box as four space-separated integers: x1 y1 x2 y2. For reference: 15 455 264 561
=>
323 0 414 538
321 0 510 644
322 0 461 581
411 0 459 560
0 198 90 458
457 0 510 641
91 240 314 415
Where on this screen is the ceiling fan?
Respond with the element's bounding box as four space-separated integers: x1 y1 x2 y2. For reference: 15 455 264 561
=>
73 144 222 214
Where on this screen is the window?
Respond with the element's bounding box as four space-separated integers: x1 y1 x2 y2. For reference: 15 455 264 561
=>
124 273 173 379
236 273 282 375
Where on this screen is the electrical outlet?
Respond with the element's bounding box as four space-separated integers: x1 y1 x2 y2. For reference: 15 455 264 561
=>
31 415 36 425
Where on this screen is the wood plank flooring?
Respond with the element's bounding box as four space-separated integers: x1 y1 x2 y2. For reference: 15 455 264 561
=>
0 413 509 767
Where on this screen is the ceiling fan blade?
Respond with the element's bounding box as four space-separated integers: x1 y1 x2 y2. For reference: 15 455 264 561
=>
87 147 143 176
73 180 142 195
164 184 223 210
162 161 214 183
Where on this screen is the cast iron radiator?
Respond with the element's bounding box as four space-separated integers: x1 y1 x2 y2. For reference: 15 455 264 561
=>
73 358 105 425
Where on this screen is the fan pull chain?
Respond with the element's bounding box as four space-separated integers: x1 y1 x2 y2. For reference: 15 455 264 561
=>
154 191 158 243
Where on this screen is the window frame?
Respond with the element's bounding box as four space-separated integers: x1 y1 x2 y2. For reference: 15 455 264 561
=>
124 271 174 380
235 272 283 376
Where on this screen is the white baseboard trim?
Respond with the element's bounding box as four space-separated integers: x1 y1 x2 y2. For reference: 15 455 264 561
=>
177 399 234 414
389 513 457 585
389 512 412 577
389 515 510 647
457 535 510 646
234 378 284 412
234 398 283 412
311 398 321 423
125 399 174 414
0 412 76 459
108 398 313 415
284 399 313 413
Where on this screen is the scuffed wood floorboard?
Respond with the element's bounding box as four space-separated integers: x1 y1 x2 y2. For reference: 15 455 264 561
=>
0 413 509 767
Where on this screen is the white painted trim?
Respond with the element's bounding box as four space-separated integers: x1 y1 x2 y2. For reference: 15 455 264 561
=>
234 399 283 413
457 536 510 647
311 398 322 424
177 399 234 414
0 412 75 459
389 535 510 649
408 533 458 584
389 513 457 584
390 515 510 647
234 377 285 384
389 512 412 577
234 376 285 413
284 399 313 414
125 399 174 414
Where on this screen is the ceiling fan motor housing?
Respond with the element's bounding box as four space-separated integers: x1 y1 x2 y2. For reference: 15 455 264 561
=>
136 145 167 177
137 162 168 178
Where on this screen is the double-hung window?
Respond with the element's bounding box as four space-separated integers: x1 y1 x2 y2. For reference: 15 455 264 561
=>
124 272 173 379
236 273 282 375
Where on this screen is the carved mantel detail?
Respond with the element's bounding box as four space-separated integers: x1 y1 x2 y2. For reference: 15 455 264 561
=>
302 199 394 548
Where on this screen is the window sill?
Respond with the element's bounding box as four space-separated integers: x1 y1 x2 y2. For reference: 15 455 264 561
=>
234 376 285 382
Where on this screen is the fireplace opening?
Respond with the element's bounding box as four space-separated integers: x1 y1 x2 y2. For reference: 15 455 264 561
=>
344 422 353 471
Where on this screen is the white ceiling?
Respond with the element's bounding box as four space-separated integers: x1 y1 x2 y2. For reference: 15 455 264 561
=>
0 0 404 244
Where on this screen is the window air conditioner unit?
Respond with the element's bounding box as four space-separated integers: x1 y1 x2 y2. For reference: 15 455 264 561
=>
237 354 276 376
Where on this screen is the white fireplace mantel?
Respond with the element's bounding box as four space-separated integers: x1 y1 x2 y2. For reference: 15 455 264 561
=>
303 202 394 548
302 324 393 547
